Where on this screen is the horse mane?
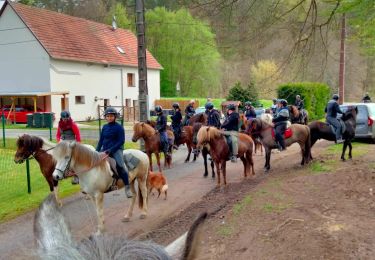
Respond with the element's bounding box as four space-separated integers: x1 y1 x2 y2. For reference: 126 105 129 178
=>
193 122 203 133
134 122 155 137
17 134 44 151
197 126 222 144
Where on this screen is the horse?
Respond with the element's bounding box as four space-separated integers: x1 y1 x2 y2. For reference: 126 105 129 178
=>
14 134 62 206
187 113 207 126
34 194 207 260
239 114 264 155
196 126 255 186
51 141 149 234
247 118 311 171
288 105 308 125
132 122 175 172
309 106 357 161
192 122 215 178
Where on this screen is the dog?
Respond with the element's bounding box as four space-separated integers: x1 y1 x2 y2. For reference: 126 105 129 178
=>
148 171 168 200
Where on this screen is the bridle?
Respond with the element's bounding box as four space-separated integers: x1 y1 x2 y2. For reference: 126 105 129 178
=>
18 145 55 163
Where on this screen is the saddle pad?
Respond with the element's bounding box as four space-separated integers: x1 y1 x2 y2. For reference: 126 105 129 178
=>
124 153 140 171
272 128 293 139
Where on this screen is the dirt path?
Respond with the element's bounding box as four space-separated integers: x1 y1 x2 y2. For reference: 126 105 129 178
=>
0 141 328 259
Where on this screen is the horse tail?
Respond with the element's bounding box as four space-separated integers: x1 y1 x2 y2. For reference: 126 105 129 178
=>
161 184 168 193
304 127 312 163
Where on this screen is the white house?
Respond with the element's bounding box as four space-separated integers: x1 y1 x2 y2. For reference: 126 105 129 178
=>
0 1 162 121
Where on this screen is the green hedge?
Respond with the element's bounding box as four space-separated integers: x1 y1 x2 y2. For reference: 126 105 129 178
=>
277 82 330 120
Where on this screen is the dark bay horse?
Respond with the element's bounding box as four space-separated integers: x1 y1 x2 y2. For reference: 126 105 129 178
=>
309 106 357 161
192 122 215 178
247 118 311 171
288 105 308 125
14 134 61 205
132 122 174 172
188 113 207 125
197 126 255 186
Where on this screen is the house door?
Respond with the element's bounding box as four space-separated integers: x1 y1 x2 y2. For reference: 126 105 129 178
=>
61 97 69 111
103 99 110 110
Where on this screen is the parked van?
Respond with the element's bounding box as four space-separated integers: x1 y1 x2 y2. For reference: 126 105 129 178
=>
341 103 375 141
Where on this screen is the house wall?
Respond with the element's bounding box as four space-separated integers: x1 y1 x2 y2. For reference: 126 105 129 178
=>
50 59 160 121
0 5 51 93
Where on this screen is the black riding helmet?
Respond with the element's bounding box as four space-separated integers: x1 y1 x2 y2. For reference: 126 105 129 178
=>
104 107 118 117
155 105 163 114
227 104 236 111
280 99 288 106
60 110 71 119
205 102 214 110
245 101 251 106
332 94 339 100
172 102 180 109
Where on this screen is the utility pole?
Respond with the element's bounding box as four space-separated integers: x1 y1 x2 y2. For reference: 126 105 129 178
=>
338 13 346 105
135 0 149 121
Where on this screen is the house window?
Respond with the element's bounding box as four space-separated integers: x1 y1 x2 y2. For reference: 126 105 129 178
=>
127 73 135 87
75 96 85 104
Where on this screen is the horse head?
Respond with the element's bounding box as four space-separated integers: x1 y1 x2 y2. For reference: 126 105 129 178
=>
247 118 262 136
14 134 43 163
51 141 73 181
342 106 358 122
132 122 144 142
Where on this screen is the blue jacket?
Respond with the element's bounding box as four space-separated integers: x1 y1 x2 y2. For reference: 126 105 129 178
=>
96 122 125 154
272 107 289 126
325 100 343 118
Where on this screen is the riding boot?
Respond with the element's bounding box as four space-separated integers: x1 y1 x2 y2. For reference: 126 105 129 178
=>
279 138 287 151
116 165 133 198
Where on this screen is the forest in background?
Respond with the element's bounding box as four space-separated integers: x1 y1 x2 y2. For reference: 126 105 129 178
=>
16 0 375 100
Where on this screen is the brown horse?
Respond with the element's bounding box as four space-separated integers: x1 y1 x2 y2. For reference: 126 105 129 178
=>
247 118 311 171
188 113 207 126
192 122 215 178
288 105 308 125
14 134 61 205
239 114 263 155
132 122 174 172
197 127 255 186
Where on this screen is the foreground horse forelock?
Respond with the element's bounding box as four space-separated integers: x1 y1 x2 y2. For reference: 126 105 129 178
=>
51 141 149 233
34 194 207 260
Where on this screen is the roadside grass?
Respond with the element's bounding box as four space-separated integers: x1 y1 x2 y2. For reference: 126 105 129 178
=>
262 202 291 213
233 195 253 216
217 225 234 237
0 138 138 223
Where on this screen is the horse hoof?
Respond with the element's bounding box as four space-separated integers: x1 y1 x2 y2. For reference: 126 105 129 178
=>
203 174 208 178
140 214 147 219
122 217 130 222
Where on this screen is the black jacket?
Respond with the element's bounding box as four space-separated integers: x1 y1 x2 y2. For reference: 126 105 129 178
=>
272 107 289 126
170 110 182 127
295 100 304 110
325 100 343 118
221 112 239 131
207 109 221 128
244 107 256 119
185 105 195 118
156 114 167 132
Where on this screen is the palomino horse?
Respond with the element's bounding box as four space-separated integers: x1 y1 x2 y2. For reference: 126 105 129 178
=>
247 118 311 171
192 122 215 178
51 141 149 234
14 134 62 205
309 106 357 161
132 122 174 171
288 105 308 125
34 194 207 260
196 127 255 186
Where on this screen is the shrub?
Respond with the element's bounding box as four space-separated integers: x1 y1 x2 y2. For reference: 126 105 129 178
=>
277 82 330 120
227 81 261 109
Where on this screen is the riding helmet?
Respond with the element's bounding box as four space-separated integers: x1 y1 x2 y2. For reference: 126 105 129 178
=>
280 99 288 106
245 101 251 106
205 102 214 110
104 107 118 117
155 105 163 113
296 95 300 99
60 110 71 119
172 102 180 109
272 98 277 102
332 94 339 100
227 104 236 111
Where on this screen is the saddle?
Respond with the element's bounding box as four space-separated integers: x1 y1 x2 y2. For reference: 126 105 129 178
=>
327 119 346 135
271 128 293 139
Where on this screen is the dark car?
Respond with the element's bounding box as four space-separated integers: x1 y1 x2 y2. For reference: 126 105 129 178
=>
340 103 375 141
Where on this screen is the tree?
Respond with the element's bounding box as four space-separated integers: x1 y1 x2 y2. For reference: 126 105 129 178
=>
146 7 221 97
104 2 132 30
250 60 281 99
227 81 260 109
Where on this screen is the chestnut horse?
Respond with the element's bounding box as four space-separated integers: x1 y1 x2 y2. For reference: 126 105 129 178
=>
239 114 263 155
14 134 62 205
132 122 174 171
288 105 308 125
247 118 311 171
192 122 215 178
188 113 207 125
197 127 255 186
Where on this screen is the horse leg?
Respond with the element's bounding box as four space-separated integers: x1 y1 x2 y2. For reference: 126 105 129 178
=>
348 141 353 159
203 150 208 177
222 161 227 186
185 144 191 163
265 149 271 172
155 152 162 172
211 159 215 179
147 152 153 172
139 178 148 219
298 142 305 165
215 161 221 187
341 140 348 161
94 192 105 234
124 181 136 222
240 156 247 178
247 150 255 177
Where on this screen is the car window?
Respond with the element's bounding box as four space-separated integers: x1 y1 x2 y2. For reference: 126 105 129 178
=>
341 105 367 120
367 104 375 116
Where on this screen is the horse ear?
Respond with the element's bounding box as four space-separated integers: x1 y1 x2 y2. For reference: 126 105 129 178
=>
69 141 76 148
34 194 78 256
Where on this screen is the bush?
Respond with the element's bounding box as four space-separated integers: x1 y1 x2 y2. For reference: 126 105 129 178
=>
227 81 261 109
277 82 330 120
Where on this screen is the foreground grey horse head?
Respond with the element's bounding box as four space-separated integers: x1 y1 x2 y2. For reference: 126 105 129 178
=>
34 194 206 260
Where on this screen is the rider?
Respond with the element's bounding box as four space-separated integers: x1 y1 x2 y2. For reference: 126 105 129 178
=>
244 101 257 120
56 110 81 184
96 107 133 198
325 94 344 144
221 104 239 162
206 102 221 128
272 99 289 151
183 100 196 126
170 103 182 149
362 92 372 103
155 105 170 156
271 98 278 115
295 95 305 123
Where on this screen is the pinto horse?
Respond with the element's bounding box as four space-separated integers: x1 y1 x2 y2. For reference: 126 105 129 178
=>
51 141 149 234
288 105 308 125
14 135 62 205
247 118 311 171
196 127 255 186
132 122 174 171
309 106 357 161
